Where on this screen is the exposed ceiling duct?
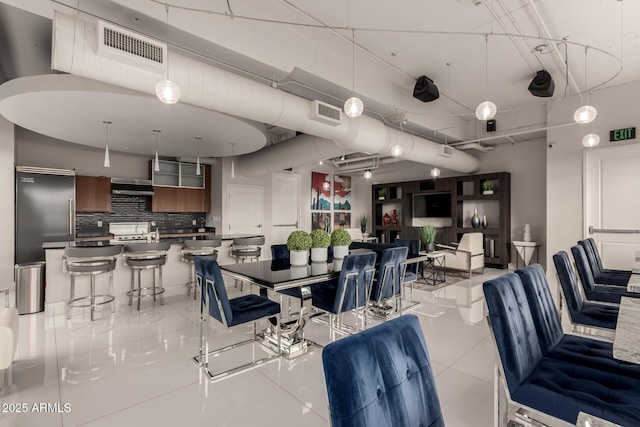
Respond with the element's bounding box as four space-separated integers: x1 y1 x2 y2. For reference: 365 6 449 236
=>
51 11 480 175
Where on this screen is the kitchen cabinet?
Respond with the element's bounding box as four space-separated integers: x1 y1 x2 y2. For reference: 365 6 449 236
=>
150 160 206 188
151 185 209 212
76 175 111 212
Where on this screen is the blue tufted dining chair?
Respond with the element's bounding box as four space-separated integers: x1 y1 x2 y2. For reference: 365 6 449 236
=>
395 239 421 305
194 257 281 381
578 238 630 286
369 246 408 317
311 252 377 335
322 314 444 427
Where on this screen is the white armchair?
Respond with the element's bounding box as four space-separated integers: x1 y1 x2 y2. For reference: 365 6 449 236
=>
436 232 484 278
0 288 18 371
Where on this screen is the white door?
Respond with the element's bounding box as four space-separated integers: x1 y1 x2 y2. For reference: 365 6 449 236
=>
228 184 263 234
272 173 300 244
584 144 640 269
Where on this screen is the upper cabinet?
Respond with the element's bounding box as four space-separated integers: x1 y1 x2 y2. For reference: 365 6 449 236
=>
150 164 211 212
76 176 111 212
150 160 205 188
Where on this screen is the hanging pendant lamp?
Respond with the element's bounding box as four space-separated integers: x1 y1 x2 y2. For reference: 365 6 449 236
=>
194 136 202 175
155 3 181 104
363 170 372 179
230 142 236 179
153 130 161 171
476 34 497 121
430 167 441 178
344 29 364 118
573 47 597 124
102 120 111 168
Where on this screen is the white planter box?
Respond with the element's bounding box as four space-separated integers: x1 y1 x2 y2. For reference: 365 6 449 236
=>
333 245 349 259
311 262 328 275
290 250 309 266
310 247 328 262
290 265 308 279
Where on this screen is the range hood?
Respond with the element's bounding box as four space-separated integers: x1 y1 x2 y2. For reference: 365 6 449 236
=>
111 178 154 196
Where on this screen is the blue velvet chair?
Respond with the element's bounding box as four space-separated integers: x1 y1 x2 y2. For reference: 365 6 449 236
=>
484 270 640 426
551 252 618 336
311 252 376 335
571 245 639 304
194 257 281 381
322 314 444 427
395 239 421 304
369 246 408 317
578 238 631 286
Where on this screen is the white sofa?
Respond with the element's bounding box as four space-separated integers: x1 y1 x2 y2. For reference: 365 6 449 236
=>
436 232 484 278
0 288 18 371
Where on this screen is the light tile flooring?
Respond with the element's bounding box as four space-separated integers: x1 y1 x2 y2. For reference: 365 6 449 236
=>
0 268 508 427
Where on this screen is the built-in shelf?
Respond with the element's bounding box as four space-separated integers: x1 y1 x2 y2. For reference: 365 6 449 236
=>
151 160 205 188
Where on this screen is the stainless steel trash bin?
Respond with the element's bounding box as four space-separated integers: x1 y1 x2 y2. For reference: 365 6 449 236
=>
15 262 45 314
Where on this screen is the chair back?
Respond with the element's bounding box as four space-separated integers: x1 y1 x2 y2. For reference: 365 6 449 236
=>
371 246 408 302
270 244 290 262
184 237 222 249
514 264 563 354
333 252 376 313
395 239 421 275
586 238 604 271
232 236 265 246
552 251 585 320
345 228 364 242
571 245 597 297
458 232 483 254
195 258 233 326
483 273 544 393
322 314 444 427
578 238 602 277
64 245 122 258
124 242 171 252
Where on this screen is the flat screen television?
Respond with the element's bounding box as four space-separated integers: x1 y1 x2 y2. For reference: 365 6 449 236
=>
412 192 452 227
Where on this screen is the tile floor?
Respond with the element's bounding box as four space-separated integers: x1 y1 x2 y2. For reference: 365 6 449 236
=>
0 268 508 427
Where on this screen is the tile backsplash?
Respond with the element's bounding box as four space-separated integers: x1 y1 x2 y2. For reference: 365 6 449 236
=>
76 194 205 233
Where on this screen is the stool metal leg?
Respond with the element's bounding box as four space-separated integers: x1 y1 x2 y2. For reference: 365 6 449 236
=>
90 275 96 321
152 267 157 303
129 270 134 306
67 275 75 319
137 269 142 311
110 271 115 313
159 266 164 305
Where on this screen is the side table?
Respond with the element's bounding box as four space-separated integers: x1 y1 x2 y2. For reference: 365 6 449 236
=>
421 251 446 286
513 241 540 268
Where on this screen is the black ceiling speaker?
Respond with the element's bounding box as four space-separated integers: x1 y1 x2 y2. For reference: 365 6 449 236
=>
528 70 555 97
413 75 440 102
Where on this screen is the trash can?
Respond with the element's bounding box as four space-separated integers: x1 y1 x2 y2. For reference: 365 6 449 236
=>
15 262 45 315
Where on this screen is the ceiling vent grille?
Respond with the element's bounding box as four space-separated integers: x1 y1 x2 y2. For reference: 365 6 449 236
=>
439 145 454 157
311 100 342 126
97 21 166 74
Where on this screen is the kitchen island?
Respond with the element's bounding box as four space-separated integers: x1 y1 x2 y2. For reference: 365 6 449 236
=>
43 233 264 313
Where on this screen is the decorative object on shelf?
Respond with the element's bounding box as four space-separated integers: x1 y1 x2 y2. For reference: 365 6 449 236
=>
481 215 488 229
359 214 369 235
392 209 398 226
417 224 438 253
287 230 312 266
482 181 494 195
523 224 531 242
331 228 352 259
383 212 391 226
378 188 387 200
471 208 480 228
310 229 330 262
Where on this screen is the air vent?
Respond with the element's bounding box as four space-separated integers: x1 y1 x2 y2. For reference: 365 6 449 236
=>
310 100 342 126
439 145 454 157
97 21 166 74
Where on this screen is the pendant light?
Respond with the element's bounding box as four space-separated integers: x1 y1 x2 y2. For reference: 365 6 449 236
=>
153 129 161 171
344 29 364 118
476 34 497 121
102 120 111 168
574 47 597 124
229 142 236 179
363 170 372 179
390 120 405 157
194 136 202 175
155 3 181 104
582 133 600 148
430 167 441 178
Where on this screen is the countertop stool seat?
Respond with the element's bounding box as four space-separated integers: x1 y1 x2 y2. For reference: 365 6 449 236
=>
231 236 265 263
63 245 122 321
182 238 222 299
123 242 171 311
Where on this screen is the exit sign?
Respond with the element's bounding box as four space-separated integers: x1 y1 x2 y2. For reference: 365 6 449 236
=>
609 127 636 142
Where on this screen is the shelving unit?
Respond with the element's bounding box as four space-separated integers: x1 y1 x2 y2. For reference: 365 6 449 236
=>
151 160 205 188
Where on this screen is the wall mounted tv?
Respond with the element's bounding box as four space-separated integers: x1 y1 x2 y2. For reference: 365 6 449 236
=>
412 192 453 227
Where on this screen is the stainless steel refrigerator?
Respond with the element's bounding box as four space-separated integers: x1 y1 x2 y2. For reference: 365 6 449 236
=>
15 166 75 264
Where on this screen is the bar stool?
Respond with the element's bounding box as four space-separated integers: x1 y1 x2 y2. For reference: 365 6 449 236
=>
63 245 122 320
182 237 222 299
231 236 265 263
123 242 171 310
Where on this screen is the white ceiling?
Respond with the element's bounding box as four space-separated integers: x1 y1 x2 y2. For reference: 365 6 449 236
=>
0 0 636 163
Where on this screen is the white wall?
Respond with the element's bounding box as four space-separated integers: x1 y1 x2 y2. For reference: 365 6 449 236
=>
477 139 547 268
0 117 15 296
546 79 640 271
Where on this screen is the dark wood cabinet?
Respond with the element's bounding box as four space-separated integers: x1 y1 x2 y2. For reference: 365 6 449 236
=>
372 172 511 268
76 176 111 212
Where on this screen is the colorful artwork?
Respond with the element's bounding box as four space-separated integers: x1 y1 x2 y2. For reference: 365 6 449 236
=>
312 212 332 232
333 174 352 210
311 172 332 210
333 212 351 229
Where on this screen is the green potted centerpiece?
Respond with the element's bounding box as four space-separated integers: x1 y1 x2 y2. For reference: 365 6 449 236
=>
417 224 438 253
310 229 331 262
482 181 495 195
331 228 352 259
359 214 369 238
287 230 312 266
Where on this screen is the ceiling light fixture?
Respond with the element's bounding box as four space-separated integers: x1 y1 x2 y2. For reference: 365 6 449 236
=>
153 129 161 171
194 136 202 175
582 133 600 148
344 29 364 118
430 167 441 178
364 170 372 179
390 145 403 157
318 160 323 165
155 3 181 104
102 120 111 168
475 34 497 121
230 142 236 179
574 47 597 124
